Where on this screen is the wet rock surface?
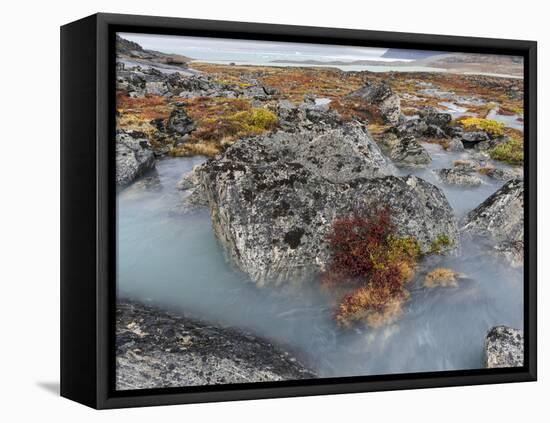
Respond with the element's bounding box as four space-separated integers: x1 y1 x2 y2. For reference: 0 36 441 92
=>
435 168 482 186
482 166 524 182
389 135 432 166
484 326 524 368
194 123 458 285
116 300 316 390
463 179 524 265
116 131 156 186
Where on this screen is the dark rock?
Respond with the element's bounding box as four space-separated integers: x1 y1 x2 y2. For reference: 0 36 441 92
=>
166 108 196 140
446 126 464 138
349 81 401 125
484 326 524 368
419 107 452 128
389 135 432 166
116 300 316 390
424 124 448 138
276 100 341 132
461 131 490 147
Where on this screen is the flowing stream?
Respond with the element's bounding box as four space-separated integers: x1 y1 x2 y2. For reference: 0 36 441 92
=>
117 143 523 378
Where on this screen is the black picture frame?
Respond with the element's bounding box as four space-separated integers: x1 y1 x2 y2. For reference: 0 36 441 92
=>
61 12 537 409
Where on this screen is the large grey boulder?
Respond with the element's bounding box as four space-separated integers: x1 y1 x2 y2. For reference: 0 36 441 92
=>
349 81 401 125
463 179 524 265
389 135 432 166
484 326 524 368
116 301 316 390
195 123 458 285
116 131 156 186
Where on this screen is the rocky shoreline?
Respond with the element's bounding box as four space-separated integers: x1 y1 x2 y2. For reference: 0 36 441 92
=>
116 300 317 390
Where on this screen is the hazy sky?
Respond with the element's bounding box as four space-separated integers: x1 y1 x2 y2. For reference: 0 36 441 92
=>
119 32 406 63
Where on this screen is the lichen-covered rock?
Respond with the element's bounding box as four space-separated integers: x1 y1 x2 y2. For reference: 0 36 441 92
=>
166 107 196 140
350 81 401 125
435 168 482 186
484 326 524 368
389 135 432 166
447 138 465 152
176 165 209 210
463 179 524 265
116 301 316 390
276 99 341 132
195 123 458 285
116 131 156 186
461 131 490 147
420 108 452 128
452 160 479 172
392 107 450 139
482 166 524 182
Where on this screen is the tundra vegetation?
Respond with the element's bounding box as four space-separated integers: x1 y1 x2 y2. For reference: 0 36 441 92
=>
321 208 421 328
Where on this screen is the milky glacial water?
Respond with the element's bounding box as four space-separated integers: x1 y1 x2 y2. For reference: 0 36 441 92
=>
487 108 524 132
117 148 523 378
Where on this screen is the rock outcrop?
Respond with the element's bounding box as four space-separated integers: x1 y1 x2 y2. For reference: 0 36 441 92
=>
447 138 465 152
463 179 524 265
349 81 401 125
194 123 458 285
482 166 524 182
116 301 316 390
117 62 277 101
276 99 341 132
461 131 490 148
165 107 196 140
389 135 432 166
116 131 156 186
484 326 524 368
392 107 452 139
435 168 482 186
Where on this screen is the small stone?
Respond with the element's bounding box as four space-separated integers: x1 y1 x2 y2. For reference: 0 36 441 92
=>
484 326 524 368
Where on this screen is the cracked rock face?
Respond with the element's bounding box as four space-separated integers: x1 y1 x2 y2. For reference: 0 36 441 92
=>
463 179 524 265
349 81 401 126
194 123 458 285
116 131 156 186
389 135 432 166
276 100 342 132
435 168 482 186
484 326 524 368
116 301 316 390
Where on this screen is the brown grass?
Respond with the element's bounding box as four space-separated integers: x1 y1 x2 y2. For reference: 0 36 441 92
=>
424 268 460 288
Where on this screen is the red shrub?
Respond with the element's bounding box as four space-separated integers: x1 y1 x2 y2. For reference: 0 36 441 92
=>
324 207 393 281
322 207 419 328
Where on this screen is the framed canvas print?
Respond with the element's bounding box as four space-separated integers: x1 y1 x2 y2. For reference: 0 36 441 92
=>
60 13 537 409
